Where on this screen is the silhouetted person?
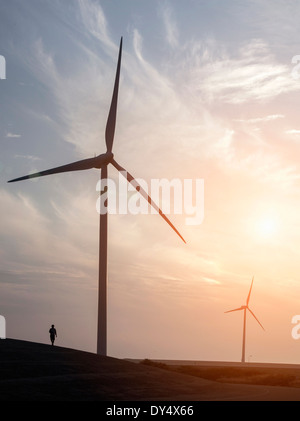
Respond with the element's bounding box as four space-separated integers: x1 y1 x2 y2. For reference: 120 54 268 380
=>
49 324 57 346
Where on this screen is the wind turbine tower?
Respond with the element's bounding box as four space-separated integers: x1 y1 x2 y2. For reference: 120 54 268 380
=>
225 277 264 363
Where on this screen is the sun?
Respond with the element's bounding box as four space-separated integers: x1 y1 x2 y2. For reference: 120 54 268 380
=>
256 215 278 239
245 205 282 243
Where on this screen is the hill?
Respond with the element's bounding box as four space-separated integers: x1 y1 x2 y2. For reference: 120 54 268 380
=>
1 339 300 401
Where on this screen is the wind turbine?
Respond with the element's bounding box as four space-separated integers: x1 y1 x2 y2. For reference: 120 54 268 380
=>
7 37 185 356
225 277 264 363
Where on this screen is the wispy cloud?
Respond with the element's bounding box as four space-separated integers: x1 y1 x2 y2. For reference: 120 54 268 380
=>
0 187 97 280
14 154 41 161
173 39 299 105
234 114 285 124
286 129 300 135
202 276 221 285
26 38 111 155
6 132 21 138
158 2 179 48
77 0 114 51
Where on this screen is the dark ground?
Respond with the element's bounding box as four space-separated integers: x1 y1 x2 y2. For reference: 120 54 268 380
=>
1 338 300 401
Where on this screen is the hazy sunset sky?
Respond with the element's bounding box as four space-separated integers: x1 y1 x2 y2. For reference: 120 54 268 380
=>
2 0 300 363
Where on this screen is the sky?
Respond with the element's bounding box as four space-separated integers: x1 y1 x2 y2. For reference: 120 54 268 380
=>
2 0 300 364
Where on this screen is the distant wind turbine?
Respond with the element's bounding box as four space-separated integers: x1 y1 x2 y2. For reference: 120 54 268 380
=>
225 277 264 363
8 37 185 356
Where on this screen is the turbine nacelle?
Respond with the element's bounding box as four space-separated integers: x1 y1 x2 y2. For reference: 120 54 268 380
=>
93 152 114 168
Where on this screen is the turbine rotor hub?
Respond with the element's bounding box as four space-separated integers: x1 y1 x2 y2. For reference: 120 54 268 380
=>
94 152 114 168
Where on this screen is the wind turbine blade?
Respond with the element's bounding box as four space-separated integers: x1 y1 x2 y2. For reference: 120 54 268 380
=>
7 156 101 183
246 276 254 305
224 306 244 313
111 159 186 243
247 307 265 330
105 37 122 153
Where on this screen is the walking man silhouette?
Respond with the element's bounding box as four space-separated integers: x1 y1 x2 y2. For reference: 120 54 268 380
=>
49 324 57 346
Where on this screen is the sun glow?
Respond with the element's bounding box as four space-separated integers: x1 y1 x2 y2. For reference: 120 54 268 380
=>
256 215 278 239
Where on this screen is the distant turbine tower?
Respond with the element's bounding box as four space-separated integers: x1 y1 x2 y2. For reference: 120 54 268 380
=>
225 277 264 363
8 37 185 356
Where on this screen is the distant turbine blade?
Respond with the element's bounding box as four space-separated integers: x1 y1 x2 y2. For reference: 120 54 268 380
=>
247 307 265 330
7 156 102 183
111 159 186 243
224 306 244 313
246 276 254 306
105 37 122 153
